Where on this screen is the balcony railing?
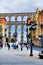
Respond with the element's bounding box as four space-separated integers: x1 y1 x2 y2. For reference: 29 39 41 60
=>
40 24 43 28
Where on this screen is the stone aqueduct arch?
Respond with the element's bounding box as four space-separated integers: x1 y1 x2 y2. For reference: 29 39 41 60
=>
0 12 36 43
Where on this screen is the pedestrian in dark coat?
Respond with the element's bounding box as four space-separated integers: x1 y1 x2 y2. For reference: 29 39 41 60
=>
7 42 10 50
26 44 29 50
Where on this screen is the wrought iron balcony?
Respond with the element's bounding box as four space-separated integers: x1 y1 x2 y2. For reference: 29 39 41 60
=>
29 27 36 30
40 24 43 28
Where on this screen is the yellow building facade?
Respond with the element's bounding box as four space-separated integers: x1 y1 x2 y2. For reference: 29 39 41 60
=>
27 9 43 47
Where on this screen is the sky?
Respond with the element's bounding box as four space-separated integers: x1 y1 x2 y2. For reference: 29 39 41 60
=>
0 0 43 13
0 0 43 42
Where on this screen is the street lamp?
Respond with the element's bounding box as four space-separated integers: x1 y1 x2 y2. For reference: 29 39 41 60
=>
29 21 37 56
26 19 37 56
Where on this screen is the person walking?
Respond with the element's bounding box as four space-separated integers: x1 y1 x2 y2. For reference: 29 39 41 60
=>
26 44 29 50
20 43 23 51
16 41 18 50
7 42 10 50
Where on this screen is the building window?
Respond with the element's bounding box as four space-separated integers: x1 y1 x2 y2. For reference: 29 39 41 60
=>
0 31 2 36
0 26 2 31
0 20 2 23
42 20 43 24
0 26 2 29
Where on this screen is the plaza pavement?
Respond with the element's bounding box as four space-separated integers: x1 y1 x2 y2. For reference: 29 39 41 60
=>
0 45 43 65
0 45 43 59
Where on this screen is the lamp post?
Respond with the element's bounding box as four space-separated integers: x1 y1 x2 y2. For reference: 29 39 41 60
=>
26 19 37 56
29 21 37 56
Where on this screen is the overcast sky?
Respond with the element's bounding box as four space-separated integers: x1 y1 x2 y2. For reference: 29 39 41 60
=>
0 0 43 13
